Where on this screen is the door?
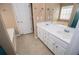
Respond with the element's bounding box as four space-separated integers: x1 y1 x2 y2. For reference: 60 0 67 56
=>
12 3 33 34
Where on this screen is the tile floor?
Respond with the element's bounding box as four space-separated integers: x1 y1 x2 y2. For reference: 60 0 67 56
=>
16 34 54 55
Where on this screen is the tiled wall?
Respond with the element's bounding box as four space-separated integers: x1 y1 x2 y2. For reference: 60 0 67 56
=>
32 3 60 36
0 4 17 29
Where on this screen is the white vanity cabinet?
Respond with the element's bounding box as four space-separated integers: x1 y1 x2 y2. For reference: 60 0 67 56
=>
37 23 70 55
37 27 47 44
37 27 44 41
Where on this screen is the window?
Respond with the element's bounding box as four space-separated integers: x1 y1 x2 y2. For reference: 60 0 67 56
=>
60 5 73 20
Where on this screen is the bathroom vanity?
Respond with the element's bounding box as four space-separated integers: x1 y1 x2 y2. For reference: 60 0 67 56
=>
37 22 75 55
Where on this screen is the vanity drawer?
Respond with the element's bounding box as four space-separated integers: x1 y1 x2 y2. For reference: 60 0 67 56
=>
54 43 66 55
49 34 57 43
56 38 68 49
49 33 68 48
46 38 56 53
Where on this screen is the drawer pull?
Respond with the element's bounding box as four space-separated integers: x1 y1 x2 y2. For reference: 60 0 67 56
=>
56 46 58 48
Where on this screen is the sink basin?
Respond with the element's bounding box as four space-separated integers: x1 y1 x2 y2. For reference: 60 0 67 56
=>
37 21 75 44
57 30 72 39
57 30 70 35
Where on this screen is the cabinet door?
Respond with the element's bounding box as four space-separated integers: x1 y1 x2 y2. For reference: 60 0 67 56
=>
55 43 66 55
38 27 43 40
37 27 45 41
44 30 49 45
37 27 41 38
40 28 46 42
44 32 56 53
47 40 56 53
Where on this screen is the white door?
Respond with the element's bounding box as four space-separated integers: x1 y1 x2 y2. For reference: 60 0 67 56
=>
12 3 33 34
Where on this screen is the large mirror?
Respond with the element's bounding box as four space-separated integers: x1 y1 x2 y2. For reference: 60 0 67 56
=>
45 3 79 28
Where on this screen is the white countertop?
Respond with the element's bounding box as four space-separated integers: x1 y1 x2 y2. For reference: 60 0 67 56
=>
37 22 75 44
7 28 15 43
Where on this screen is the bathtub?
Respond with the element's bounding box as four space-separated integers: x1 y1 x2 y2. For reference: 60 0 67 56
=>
7 28 16 53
